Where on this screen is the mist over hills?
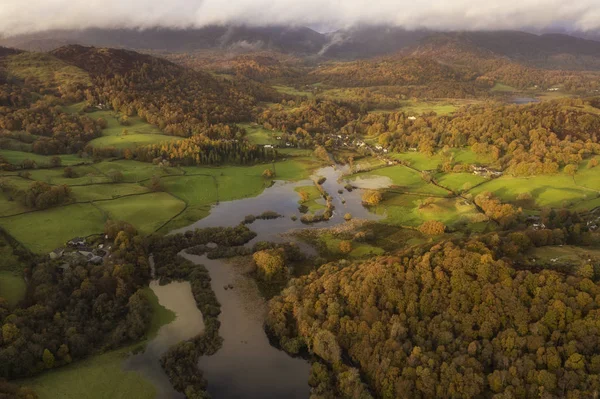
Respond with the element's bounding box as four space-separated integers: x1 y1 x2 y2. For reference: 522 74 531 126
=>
2 25 600 72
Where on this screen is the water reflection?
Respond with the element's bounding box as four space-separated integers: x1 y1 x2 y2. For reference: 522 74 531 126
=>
128 165 382 398
123 260 204 398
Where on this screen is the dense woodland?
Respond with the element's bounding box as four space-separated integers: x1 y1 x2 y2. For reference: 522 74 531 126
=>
133 132 278 166
360 98 600 175
0 222 151 380
268 217 600 398
51 46 257 131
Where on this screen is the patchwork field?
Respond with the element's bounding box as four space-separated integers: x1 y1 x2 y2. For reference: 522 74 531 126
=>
0 204 106 254
390 148 492 170
93 160 182 182
435 172 488 192
28 166 111 185
390 152 445 170
352 165 449 196
0 154 322 251
96 193 186 234
469 173 599 209
0 150 90 167
70 184 150 202
239 123 280 145
368 193 486 228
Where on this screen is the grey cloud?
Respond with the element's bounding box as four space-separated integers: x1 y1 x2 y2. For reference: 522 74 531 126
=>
1 0 599 36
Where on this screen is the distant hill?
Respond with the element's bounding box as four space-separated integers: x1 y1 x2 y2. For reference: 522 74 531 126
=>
0 26 327 54
2 26 600 69
50 44 172 75
0 46 22 58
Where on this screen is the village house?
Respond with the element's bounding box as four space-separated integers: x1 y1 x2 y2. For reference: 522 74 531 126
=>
408 116 417 121
472 165 503 178
67 237 86 247
49 248 65 260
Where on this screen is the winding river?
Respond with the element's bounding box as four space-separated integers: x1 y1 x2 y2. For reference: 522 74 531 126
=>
125 165 384 398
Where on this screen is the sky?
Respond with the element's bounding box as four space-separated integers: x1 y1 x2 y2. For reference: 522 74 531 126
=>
1 0 599 36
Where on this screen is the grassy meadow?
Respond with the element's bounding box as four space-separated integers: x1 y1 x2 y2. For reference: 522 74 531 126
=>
352 165 449 196
468 173 599 209
295 185 326 213
0 150 90 167
0 271 26 308
0 152 322 252
239 123 280 145
63 103 181 150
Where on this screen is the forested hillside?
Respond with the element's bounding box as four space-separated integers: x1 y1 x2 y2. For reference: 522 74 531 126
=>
268 221 600 398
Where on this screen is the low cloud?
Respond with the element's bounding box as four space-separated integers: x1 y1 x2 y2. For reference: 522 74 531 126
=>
1 0 599 36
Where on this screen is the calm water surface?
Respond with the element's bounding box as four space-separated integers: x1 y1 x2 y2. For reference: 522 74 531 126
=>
126 165 383 398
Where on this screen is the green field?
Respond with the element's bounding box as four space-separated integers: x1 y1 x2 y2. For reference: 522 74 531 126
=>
575 159 600 191
70 184 150 202
86 110 179 149
97 193 186 234
0 150 89 167
528 245 600 269
370 100 470 116
0 204 106 254
0 271 26 308
448 148 493 165
390 148 491 171
89 134 181 149
295 185 325 213
369 193 486 228
0 157 322 251
24 346 157 399
28 166 111 185
319 233 385 259
239 123 280 145
63 104 180 150
491 83 518 93
93 160 182 183
390 152 444 170
469 173 598 208
0 191 28 217
353 165 449 196
272 85 314 97
351 156 388 172
397 101 458 116
435 173 488 192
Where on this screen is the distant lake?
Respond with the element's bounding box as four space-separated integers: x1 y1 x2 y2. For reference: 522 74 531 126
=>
511 97 540 105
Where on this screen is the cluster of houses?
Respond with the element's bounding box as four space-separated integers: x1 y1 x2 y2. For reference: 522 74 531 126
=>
472 165 503 178
49 236 111 269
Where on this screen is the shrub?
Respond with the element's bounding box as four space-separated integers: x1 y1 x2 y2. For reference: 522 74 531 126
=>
418 220 446 235
362 190 383 206
339 240 353 254
253 249 287 281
